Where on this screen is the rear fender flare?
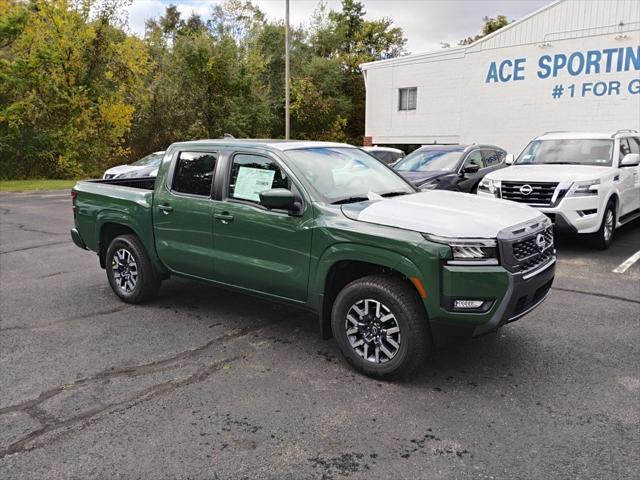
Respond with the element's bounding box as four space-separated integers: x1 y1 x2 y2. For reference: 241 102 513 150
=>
95 210 166 274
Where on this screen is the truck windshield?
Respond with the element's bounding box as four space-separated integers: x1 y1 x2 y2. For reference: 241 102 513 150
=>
394 149 463 172
516 139 613 166
285 147 414 203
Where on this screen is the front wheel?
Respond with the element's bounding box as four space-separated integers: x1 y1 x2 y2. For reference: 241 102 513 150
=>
331 274 431 380
591 202 616 250
106 234 161 303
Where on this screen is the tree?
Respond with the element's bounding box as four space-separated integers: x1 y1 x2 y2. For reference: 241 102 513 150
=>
0 0 408 179
459 15 510 45
309 0 407 143
0 0 150 178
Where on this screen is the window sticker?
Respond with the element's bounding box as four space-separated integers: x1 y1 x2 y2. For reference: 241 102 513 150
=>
234 166 276 202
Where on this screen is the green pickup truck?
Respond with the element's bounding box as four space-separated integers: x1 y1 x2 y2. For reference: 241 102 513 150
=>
71 140 555 379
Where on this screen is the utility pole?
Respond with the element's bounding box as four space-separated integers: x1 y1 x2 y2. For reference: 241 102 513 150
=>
284 0 290 140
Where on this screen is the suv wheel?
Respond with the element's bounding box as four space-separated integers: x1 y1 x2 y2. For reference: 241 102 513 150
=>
331 274 431 380
106 234 161 303
591 201 616 250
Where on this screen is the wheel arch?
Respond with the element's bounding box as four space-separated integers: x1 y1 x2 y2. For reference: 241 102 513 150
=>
314 244 428 339
95 211 165 274
606 192 619 213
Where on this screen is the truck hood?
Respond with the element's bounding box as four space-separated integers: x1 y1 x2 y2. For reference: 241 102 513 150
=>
486 164 610 182
341 191 542 238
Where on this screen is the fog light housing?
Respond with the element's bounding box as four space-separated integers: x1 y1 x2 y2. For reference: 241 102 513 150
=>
454 300 484 309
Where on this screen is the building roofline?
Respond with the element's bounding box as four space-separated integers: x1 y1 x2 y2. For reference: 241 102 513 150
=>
360 0 564 71
466 0 564 49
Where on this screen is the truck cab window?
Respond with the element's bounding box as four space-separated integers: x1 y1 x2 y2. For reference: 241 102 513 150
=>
229 153 289 204
172 151 217 196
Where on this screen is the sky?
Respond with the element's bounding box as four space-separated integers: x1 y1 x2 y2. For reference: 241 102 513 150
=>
126 0 552 54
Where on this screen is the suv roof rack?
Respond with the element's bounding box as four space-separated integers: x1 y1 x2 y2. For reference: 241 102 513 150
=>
539 131 568 136
612 129 638 137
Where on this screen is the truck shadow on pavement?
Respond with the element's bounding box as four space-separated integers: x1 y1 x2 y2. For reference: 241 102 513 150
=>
150 277 537 388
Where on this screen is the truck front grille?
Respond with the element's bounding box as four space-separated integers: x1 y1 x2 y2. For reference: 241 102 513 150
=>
501 182 559 207
500 225 555 276
512 227 554 260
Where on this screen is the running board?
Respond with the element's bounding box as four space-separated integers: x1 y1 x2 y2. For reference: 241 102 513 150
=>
618 209 640 225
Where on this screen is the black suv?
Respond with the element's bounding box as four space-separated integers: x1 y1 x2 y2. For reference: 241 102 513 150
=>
393 144 507 193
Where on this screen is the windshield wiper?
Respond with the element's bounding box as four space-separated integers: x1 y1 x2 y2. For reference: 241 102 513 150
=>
330 196 370 205
543 161 580 165
380 191 410 198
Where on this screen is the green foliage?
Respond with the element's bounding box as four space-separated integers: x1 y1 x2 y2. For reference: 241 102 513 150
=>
459 15 510 46
0 0 407 179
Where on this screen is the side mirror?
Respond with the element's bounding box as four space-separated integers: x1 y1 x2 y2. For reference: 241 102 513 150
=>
461 164 480 175
505 154 515 165
259 188 296 210
620 153 640 167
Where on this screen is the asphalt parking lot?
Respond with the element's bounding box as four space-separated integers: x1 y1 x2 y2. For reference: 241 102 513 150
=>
1 190 639 479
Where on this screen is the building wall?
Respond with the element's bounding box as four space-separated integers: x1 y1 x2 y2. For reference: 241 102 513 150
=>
363 0 640 154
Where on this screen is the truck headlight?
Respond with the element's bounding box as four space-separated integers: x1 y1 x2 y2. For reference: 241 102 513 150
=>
566 180 599 197
425 235 499 265
478 178 501 196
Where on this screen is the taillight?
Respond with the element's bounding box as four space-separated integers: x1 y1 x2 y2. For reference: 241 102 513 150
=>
71 190 77 216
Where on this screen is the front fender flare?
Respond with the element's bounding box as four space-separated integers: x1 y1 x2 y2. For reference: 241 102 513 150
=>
312 243 427 339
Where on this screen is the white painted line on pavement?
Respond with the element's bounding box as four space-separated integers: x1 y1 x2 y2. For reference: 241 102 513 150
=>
613 250 640 274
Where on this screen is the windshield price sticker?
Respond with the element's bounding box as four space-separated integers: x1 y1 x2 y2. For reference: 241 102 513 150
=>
234 167 276 202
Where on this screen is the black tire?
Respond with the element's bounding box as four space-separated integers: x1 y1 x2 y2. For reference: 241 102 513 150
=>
591 201 616 250
105 234 161 303
331 274 431 380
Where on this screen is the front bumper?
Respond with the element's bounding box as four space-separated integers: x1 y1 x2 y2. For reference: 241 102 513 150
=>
477 191 601 234
472 258 555 336
429 257 555 337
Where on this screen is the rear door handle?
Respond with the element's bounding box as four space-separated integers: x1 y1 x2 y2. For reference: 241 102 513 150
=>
214 212 234 223
158 204 173 214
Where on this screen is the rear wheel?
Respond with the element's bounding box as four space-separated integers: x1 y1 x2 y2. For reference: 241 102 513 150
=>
106 234 161 303
331 274 431 380
591 201 616 250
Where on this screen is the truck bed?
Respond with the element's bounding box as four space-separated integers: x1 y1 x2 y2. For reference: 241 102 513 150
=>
89 177 156 190
72 177 156 254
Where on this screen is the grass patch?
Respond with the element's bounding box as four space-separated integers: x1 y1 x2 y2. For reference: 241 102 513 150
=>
0 179 78 192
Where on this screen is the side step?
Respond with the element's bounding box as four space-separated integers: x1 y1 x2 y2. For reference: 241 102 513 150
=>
618 209 640 226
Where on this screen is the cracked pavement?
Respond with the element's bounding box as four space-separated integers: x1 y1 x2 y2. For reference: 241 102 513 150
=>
0 190 639 479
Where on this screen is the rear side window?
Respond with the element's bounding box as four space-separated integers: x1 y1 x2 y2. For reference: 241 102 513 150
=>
172 151 217 196
228 153 289 204
482 149 505 166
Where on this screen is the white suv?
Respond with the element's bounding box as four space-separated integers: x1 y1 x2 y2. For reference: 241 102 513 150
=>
477 130 640 249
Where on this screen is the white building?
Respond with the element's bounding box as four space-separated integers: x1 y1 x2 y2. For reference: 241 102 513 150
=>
361 0 640 154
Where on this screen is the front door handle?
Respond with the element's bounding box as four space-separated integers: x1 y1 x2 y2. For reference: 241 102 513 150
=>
214 212 234 224
158 204 173 214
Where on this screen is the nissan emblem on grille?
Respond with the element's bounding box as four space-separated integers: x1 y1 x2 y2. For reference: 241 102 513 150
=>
535 233 546 251
519 184 533 195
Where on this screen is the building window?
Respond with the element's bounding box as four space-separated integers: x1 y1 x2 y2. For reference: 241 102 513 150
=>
398 87 417 111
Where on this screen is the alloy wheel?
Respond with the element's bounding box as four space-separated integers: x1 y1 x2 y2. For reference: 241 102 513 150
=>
345 298 401 364
112 248 138 293
604 209 614 242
